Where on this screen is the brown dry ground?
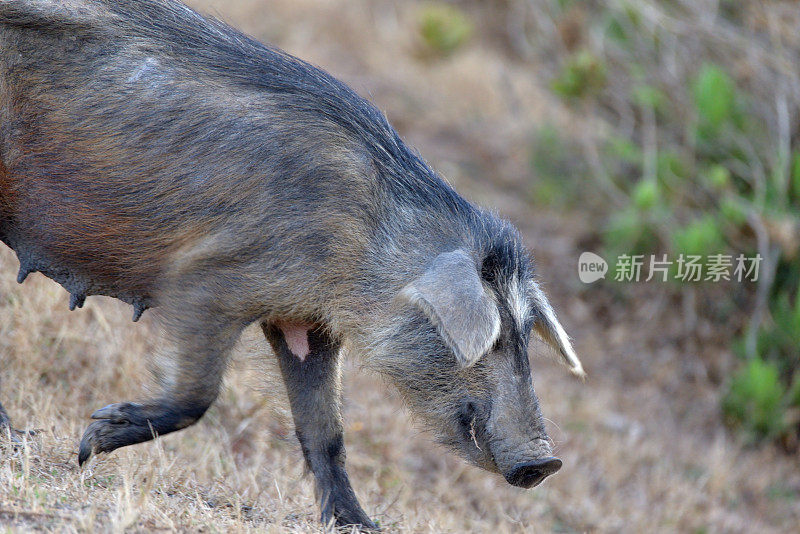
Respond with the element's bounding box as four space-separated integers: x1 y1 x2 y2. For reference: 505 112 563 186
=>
1 1 799 532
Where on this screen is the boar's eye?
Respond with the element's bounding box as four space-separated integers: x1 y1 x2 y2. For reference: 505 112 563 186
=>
458 400 477 428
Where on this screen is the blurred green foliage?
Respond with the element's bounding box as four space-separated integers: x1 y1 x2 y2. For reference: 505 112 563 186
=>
525 1 800 447
632 84 668 115
792 152 800 200
631 180 658 210
692 64 740 138
551 50 607 99
418 4 473 56
529 125 587 207
752 287 800 372
671 216 726 257
722 357 788 442
603 205 659 257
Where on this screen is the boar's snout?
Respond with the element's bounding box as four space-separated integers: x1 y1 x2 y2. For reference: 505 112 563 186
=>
504 457 562 488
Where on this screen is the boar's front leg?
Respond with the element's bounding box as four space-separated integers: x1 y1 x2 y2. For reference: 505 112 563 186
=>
78 294 242 465
263 322 377 531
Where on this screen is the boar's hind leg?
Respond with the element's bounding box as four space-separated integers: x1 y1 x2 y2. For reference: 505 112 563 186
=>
0 402 9 429
263 323 377 531
0 399 34 443
78 297 243 465
0 401 18 441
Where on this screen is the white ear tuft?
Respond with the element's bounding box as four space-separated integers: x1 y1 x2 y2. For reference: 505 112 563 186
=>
530 282 586 380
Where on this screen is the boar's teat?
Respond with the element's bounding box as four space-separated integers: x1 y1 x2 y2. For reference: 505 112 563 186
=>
398 249 500 367
275 321 315 361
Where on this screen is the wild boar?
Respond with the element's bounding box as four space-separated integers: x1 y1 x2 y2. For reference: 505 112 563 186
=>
0 0 585 528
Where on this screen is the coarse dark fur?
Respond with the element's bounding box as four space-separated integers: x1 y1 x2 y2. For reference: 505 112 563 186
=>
0 0 584 528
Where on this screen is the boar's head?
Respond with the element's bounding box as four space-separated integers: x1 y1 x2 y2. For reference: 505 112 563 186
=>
373 235 584 489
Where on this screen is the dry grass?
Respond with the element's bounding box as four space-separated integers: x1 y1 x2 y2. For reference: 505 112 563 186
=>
1 1 799 532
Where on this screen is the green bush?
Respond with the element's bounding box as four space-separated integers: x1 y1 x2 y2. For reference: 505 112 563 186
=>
719 196 747 226
752 287 800 368
703 164 731 191
671 216 727 257
418 4 473 56
631 180 659 210
632 84 668 115
551 50 608 99
603 207 659 256
525 1 800 447
692 63 739 137
792 152 800 201
528 125 587 206
722 357 787 441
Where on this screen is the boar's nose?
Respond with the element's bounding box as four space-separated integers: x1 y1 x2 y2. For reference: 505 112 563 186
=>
504 457 562 488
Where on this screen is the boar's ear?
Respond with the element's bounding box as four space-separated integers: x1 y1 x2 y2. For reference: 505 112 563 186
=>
530 282 586 379
399 249 501 367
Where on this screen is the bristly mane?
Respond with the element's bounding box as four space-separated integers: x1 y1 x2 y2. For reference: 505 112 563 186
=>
0 0 474 214
95 0 470 210
477 217 534 284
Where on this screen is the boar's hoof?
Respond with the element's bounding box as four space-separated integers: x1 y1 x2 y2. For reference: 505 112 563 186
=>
1 426 36 446
0 410 35 445
78 402 149 465
321 498 378 531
